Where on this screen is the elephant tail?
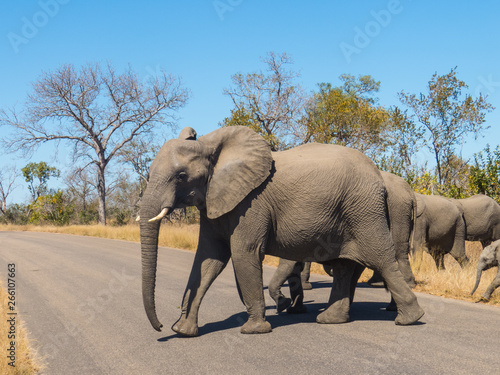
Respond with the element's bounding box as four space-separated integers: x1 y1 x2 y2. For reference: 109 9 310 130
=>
409 193 417 256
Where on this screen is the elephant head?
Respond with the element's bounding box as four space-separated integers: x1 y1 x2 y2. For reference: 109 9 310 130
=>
471 243 499 296
139 126 273 331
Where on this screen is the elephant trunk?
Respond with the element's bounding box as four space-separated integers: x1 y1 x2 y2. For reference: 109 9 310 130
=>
471 268 483 296
140 201 164 331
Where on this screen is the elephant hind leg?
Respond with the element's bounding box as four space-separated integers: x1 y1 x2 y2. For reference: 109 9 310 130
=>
317 259 356 324
301 262 312 290
379 261 424 325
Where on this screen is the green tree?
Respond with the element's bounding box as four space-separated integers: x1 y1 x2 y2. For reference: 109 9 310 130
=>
302 75 389 156
469 145 500 202
28 190 74 225
222 52 306 150
21 162 60 202
398 67 494 186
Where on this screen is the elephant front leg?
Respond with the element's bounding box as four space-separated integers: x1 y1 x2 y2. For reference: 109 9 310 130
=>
317 259 356 324
172 241 230 337
232 253 272 334
482 272 500 301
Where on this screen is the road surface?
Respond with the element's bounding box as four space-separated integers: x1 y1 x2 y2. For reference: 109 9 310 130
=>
1 231 499 374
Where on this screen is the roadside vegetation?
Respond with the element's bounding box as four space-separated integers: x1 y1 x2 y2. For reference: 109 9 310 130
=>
0 281 42 374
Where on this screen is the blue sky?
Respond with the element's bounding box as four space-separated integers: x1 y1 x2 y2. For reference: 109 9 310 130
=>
1 0 499 204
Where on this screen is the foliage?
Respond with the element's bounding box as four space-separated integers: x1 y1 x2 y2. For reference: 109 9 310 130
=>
21 161 60 202
220 106 281 147
302 75 389 156
0 203 30 225
222 52 306 150
408 169 439 195
28 190 74 225
469 145 500 203
399 67 494 185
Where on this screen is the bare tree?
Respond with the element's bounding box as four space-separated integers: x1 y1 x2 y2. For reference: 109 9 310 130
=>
222 52 306 150
117 137 160 200
1 62 189 224
0 166 19 214
65 167 96 212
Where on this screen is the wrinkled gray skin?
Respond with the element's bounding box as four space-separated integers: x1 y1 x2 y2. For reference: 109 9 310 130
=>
413 193 469 270
140 126 424 337
471 239 500 301
452 194 500 248
269 171 417 312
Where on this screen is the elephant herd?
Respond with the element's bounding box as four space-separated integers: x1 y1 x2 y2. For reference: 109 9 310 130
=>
138 126 500 337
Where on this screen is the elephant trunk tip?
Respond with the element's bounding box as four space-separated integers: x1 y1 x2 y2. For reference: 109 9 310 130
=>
146 310 163 332
152 321 163 332
471 269 483 296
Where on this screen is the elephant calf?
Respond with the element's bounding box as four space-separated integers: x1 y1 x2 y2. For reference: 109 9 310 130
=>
471 239 500 301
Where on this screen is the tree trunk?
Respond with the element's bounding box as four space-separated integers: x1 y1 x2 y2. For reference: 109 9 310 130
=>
97 165 106 225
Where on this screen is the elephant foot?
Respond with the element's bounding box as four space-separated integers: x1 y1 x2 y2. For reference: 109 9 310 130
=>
476 296 490 303
171 316 199 337
241 318 272 334
386 298 397 312
394 305 424 325
276 297 292 313
316 301 350 324
302 281 313 290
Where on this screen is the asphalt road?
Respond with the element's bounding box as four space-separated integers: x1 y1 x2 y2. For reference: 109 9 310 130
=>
1 231 500 375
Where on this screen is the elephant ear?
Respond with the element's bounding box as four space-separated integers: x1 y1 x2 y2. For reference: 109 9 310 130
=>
199 126 273 219
178 127 197 140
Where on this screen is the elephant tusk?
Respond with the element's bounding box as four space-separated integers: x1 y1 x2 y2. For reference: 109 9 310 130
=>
135 215 141 222
148 208 168 222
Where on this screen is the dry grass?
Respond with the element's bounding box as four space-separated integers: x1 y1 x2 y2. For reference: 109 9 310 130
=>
0 223 199 251
0 282 42 374
411 242 500 305
1 224 499 304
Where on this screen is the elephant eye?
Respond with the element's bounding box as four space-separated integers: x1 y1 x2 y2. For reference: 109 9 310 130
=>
177 172 188 181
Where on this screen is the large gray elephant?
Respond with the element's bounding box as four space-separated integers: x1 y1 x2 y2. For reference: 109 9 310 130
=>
451 194 500 248
413 193 468 270
471 239 500 301
269 171 417 312
139 126 424 337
